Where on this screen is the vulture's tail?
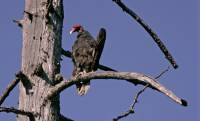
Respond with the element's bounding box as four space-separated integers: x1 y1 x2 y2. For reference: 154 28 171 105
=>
73 68 91 96
76 81 90 96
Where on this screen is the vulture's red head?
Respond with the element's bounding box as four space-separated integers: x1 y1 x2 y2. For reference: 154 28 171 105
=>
70 24 84 34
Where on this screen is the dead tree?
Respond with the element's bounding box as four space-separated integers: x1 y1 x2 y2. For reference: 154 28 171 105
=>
0 0 187 121
11 0 66 120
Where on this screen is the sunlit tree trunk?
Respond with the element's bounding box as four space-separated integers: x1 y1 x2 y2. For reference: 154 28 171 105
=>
17 0 64 120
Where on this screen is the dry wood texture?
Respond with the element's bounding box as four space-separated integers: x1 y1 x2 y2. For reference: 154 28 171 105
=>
18 0 64 121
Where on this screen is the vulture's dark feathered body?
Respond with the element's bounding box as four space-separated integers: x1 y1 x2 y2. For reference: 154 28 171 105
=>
70 25 106 95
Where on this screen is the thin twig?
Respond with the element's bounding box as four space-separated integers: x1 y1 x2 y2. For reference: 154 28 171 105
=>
155 66 170 79
0 106 34 120
61 48 117 71
130 85 149 110
112 66 172 121
113 84 149 121
112 0 178 69
13 19 23 28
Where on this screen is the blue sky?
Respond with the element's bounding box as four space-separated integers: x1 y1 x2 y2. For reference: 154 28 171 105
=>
0 0 198 121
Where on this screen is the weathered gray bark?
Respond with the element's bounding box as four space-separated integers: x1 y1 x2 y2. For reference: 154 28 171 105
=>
18 0 64 121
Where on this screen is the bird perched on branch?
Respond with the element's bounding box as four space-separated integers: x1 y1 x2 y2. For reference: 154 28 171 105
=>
70 24 106 96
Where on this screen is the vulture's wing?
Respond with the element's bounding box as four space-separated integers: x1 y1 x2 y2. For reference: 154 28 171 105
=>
93 28 106 70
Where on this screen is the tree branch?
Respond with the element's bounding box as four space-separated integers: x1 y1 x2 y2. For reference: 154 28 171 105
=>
113 84 149 121
59 114 74 121
112 0 178 69
113 66 170 121
98 64 117 72
0 71 26 106
0 106 34 120
0 71 33 106
46 71 187 106
13 19 23 28
0 79 20 106
61 48 117 71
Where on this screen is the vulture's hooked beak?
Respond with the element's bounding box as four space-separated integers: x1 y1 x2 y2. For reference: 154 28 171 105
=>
69 28 75 35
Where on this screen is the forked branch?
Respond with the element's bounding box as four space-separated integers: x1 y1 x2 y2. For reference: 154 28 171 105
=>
46 71 187 107
113 67 170 121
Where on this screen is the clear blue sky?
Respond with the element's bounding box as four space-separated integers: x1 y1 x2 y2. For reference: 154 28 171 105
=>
0 0 199 121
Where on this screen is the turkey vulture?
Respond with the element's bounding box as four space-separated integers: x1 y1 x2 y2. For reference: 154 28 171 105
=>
70 24 106 96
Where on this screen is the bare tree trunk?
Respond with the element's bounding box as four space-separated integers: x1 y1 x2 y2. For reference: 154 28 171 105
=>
18 0 64 121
